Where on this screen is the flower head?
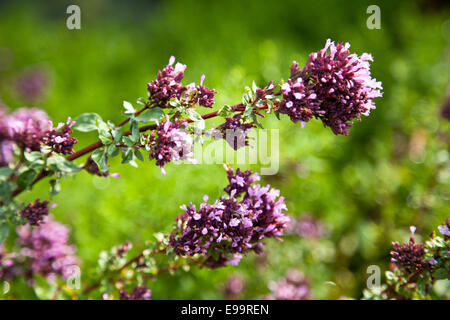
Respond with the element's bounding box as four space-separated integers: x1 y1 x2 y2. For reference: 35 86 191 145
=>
148 115 196 175
15 67 49 102
41 117 78 155
0 244 18 281
223 164 260 197
390 226 431 273
20 199 51 226
217 114 256 150
169 167 289 267
120 284 152 300
280 39 382 135
264 269 312 300
8 107 49 151
193 75 216 108
17 216 79 282
223 275 245 299
147 56 188 105
286 214 326 239
438 218 450 238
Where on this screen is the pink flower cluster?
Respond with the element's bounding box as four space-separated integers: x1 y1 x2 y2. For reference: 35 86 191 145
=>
169 166 289 267
264 269 311 300
147 56 216 108
0 106 77 166
17 216 79 282
279 39 383 135
148 115 196 175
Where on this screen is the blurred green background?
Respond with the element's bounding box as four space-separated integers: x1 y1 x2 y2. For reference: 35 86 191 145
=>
0 0 449 299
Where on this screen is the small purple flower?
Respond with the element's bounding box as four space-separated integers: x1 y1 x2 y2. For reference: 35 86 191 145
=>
193 75 216 108
223 164 260 197
120 284 152 300
278 78 320 127
0 244 18 281
169 167 289 267
15 67 49 102
8 107 49 151
438 219 450 237
280 39 383 135
390 237 430 273
41 117 78 155
223 275 245 300
20 199 51 226
264 269 312 300
17 216 79 282
147 56 188 105
286 214 326 239
148 115 196 175
217 114 256 150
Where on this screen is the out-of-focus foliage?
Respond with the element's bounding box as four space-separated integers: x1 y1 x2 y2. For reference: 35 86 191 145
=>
0 0 449 299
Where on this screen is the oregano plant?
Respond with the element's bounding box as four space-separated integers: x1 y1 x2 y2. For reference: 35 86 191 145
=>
7 38 441 300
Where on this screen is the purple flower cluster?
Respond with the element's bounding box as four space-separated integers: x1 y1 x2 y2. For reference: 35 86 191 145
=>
41 117 78 155
224 165 260 197
438 219 450 239
390 227 431 273
279 39 383 135
217 114 256 150
264 269 311 300
0 106 14 166
15 67 49 102
192 75 216 108
286 214 326 239
17 216 79 282
169 167 289 267
119 284 152 300
0 106 77 166
20 199 51 226
0 244 18 281
148 115 196 175
223 275 245 299
278 77 320 127
147 56 216 107
7 107 49 151
147 56 187 104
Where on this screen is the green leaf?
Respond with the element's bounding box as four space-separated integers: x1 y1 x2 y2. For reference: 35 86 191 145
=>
24 151 43 162
96 119 113 145
0 167 12 178
432 268 448 280
121 148 134 164
136 97 147 106
0 180 12 202
123 101 135 115
48 155 81 173
73 113 102 132
107 144 119 157
134 149 144 162
0 222 10 243
130 120 140 142
135 107 165 123
122 136 135 147
17 169 38 189
218 105 233 117
186 109 203 122
91 148 109 173
416 275 428 297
